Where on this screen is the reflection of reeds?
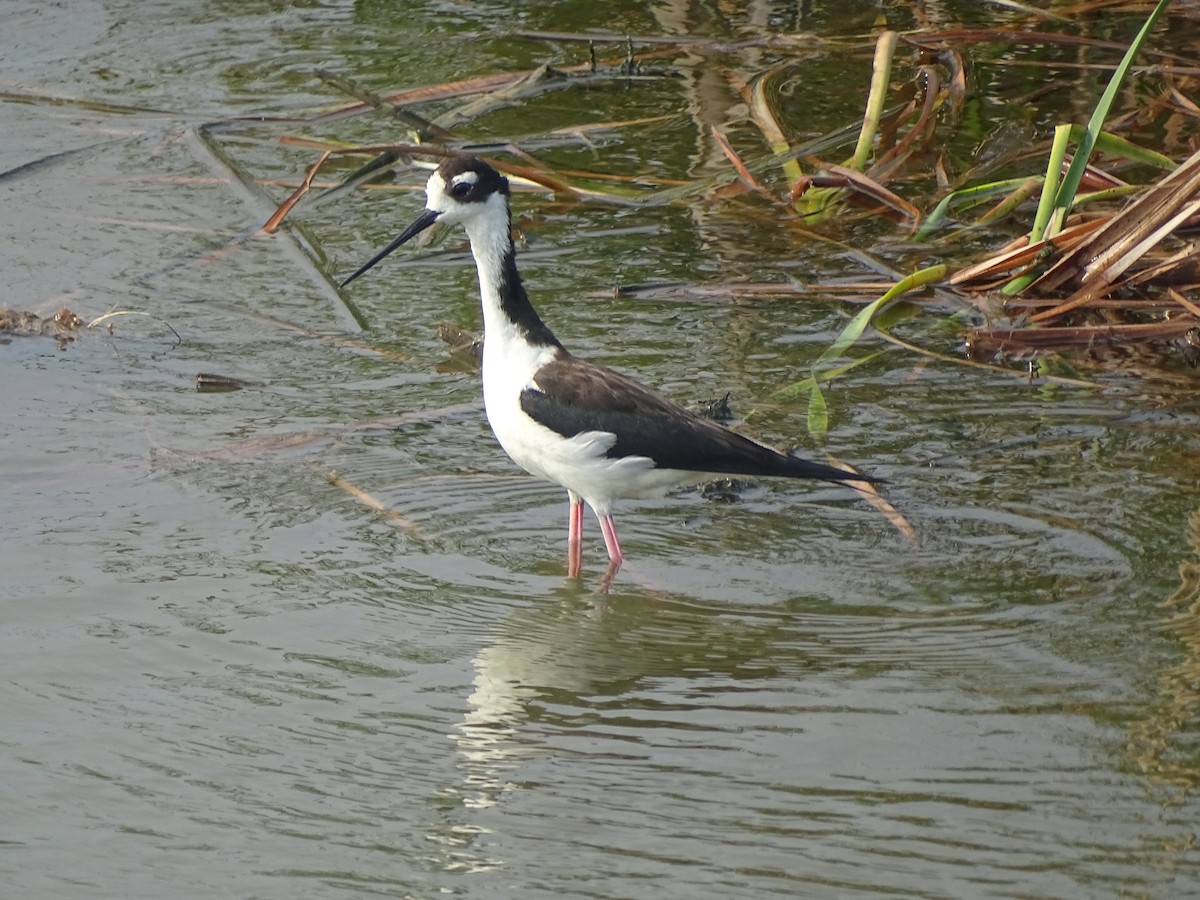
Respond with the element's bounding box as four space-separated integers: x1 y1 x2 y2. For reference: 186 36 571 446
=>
1125 509 1200 792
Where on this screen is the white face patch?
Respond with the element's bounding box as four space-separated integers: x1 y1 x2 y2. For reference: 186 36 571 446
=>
425 168 482 223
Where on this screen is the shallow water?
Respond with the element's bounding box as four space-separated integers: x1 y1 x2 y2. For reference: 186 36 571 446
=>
3 1 1200 897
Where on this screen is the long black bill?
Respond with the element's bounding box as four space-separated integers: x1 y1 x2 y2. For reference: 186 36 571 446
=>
340 207 442 288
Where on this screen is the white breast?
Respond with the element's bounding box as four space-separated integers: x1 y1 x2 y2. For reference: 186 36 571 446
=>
463 201 699 512
480 330 697 512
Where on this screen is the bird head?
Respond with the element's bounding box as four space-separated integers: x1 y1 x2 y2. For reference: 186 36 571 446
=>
341 156 509 288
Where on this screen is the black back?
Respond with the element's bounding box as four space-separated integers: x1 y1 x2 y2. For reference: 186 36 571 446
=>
521 354 871 484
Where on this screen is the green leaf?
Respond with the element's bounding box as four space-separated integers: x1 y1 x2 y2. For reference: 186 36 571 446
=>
807 380 829 439
793 264 946 438
849 31 898 172
774 349 888 401
814 264 947 370
1067 126 1177 171
1031 124 1073 244
914 177 1037 241
1048 0 1171 229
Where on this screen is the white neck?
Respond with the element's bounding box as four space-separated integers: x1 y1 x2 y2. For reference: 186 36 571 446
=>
462 196 516 343
463 193 562 441
457 191 561 355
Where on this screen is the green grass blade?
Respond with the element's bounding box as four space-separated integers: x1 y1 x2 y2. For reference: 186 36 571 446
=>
1048 0 1171 229
1003 0 1169 296
797 264 946 437
975 177 1044 226
815 264 947 367
1031 124 1072 243
914 177 1037 240
1072 185 1141 206
849 31 898 172
807 381 829 438
1001 125 1072 294
1067 125 1178 171
775 349 888 401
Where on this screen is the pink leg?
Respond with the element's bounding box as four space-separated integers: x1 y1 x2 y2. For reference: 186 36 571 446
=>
567 494 583 578
597 514 623 593
597 514 624 567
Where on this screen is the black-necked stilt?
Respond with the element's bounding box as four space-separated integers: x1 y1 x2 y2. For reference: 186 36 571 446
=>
342 157 878 581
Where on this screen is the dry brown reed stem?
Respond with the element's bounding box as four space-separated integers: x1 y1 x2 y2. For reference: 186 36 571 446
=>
710 126 774 201
949 219 1107 289
263 150 331 234
1031 147 1200 299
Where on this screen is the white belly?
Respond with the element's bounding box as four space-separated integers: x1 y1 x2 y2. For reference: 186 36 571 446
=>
480 341 694 513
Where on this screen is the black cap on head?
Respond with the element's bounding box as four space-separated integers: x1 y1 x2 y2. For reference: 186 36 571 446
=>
437 156 509 204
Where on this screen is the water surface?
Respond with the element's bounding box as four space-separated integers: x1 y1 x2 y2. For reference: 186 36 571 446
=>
3 1 1199 897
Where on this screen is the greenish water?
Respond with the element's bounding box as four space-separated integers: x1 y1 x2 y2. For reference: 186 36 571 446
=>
3 1 1200 897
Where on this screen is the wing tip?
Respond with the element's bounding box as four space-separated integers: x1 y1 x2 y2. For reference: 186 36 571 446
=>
786 451 884 486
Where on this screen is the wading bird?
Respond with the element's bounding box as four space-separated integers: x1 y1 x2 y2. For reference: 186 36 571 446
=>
342 157 877 582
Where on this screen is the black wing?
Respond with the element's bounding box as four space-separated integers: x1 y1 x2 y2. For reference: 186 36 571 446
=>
520 354 873 484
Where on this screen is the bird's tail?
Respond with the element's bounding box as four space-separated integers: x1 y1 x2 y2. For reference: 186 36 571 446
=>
783 452 883 486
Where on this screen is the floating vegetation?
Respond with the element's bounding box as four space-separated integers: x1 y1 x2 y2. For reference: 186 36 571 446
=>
945 0 1199 365
103 0 1192 434
0 304 182 351
298 8 1192 345
0 307 84 345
